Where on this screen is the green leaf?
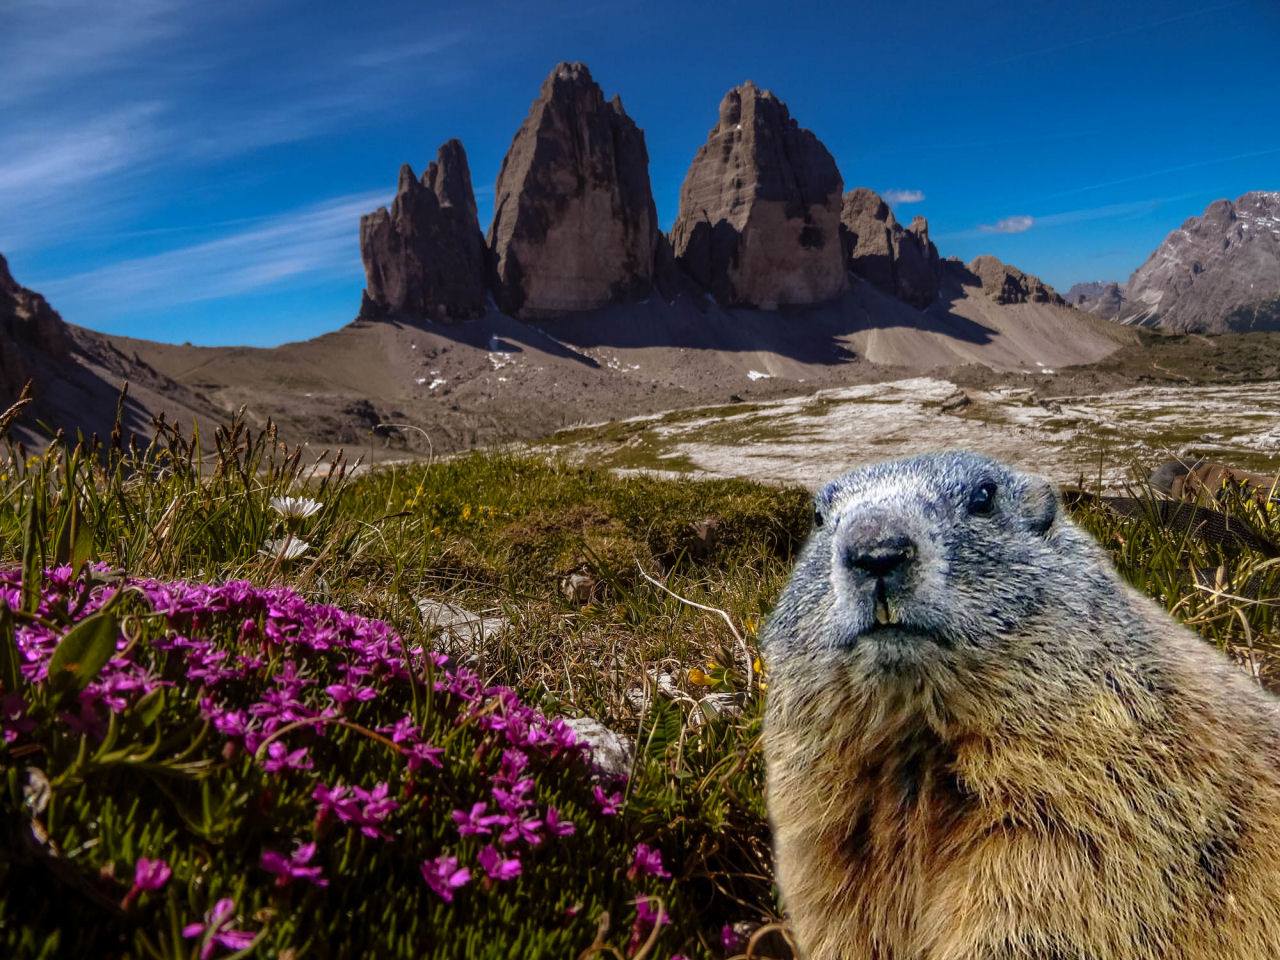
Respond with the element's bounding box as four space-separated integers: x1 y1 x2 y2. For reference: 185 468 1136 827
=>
51 495 77 568
46 597 123 699
132 687 166 727
70 519 95 573
0 602 20 694
20 499 42 614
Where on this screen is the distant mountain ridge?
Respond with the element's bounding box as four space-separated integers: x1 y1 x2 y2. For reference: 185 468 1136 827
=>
358 61 1070 325
6 60 1126 453
1067 191 1280 333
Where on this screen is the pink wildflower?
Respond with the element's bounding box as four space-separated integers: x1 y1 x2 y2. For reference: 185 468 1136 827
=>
420 855 470 902
260 740 313 773
628 842 671 880
721 923 747 952
477 845 522 882
261 841 328 887
544 805 576 837
182 898 256 959
134 857 172 891
593 785 623 816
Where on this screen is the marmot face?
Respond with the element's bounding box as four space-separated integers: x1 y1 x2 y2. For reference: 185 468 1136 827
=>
765 451 1064 682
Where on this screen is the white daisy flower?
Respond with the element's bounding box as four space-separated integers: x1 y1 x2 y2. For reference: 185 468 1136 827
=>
270 496 323 520
259 537 312 561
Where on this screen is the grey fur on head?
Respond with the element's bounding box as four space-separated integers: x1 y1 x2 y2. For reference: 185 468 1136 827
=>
762 450 1122 679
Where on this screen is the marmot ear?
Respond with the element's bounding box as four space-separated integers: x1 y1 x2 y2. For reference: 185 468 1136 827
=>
1024 477 1059 536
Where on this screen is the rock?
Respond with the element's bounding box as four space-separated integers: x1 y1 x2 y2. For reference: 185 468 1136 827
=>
561 717 633 778
670 81 846 309
359 139 488 322
560 570 599 605
1 253 72 403
964 255 1065 305
1149 458 1280 505
1065 280 1126 318
691 692 745 727
688 517 722 559
1120 191 1280 333
488 62 659 319
624 670 681 714
937 389 971 413
416 598 510 663
839 188 941 308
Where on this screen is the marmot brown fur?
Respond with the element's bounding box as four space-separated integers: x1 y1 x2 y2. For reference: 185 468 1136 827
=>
762 451 1280 960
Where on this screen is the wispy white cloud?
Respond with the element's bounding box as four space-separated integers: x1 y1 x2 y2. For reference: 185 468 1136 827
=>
883 189 925 204
1041 146 1280 200
937 195 1198 242
989 0 1247 66
0 0 184 104
0 105 169 251
980 215 1035 234
1 3 476 257
350 31 472 69
41 191 384 311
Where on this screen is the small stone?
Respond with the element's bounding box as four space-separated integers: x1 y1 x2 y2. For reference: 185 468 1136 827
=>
416 598 510 662
691 692 745 727
562 717 633 778
560 571 599 606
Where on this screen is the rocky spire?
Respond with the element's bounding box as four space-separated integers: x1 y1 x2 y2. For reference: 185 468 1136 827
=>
2 252 72 402
670 81 846 310
487 62 659 319
359 138 487 322
839 188 941 309
964 255 1065 305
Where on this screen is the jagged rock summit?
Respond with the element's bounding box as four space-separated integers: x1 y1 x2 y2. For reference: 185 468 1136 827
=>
488 61 659 320
2 252 72 403
671 81 846 310
840 187 941 308
1123 190 1280 333
1066 280 1126 317
961 255 1065 306
359 138 488 322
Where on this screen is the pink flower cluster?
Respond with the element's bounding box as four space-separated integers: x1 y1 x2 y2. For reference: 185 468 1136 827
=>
0 567 653 954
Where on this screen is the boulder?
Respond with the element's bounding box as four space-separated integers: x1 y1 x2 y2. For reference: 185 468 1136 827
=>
965 255 1065 305
840 188 941 308
488 62 659 319
359 139 487 322
670 81 846 309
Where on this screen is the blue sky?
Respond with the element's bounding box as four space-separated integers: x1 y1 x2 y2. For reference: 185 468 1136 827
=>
4 0 1278 347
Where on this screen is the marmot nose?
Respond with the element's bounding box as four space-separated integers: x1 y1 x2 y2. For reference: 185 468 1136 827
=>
844 535 917 579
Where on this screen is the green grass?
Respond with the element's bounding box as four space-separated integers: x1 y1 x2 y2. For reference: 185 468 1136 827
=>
0 406 1277 958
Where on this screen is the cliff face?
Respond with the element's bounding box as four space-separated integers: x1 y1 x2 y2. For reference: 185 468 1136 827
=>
359 138 488 322
840 188 941 308
487 62 659 320
1122 191 1280 333
963 255 1065 306
670 81 846 310
2 252 72 403
1066 281 1127 318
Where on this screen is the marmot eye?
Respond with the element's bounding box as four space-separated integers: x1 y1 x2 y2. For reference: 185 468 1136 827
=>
967 481 997 516
813 508 824 528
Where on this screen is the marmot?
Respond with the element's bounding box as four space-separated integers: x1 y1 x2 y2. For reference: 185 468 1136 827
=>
762 451 1280 960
